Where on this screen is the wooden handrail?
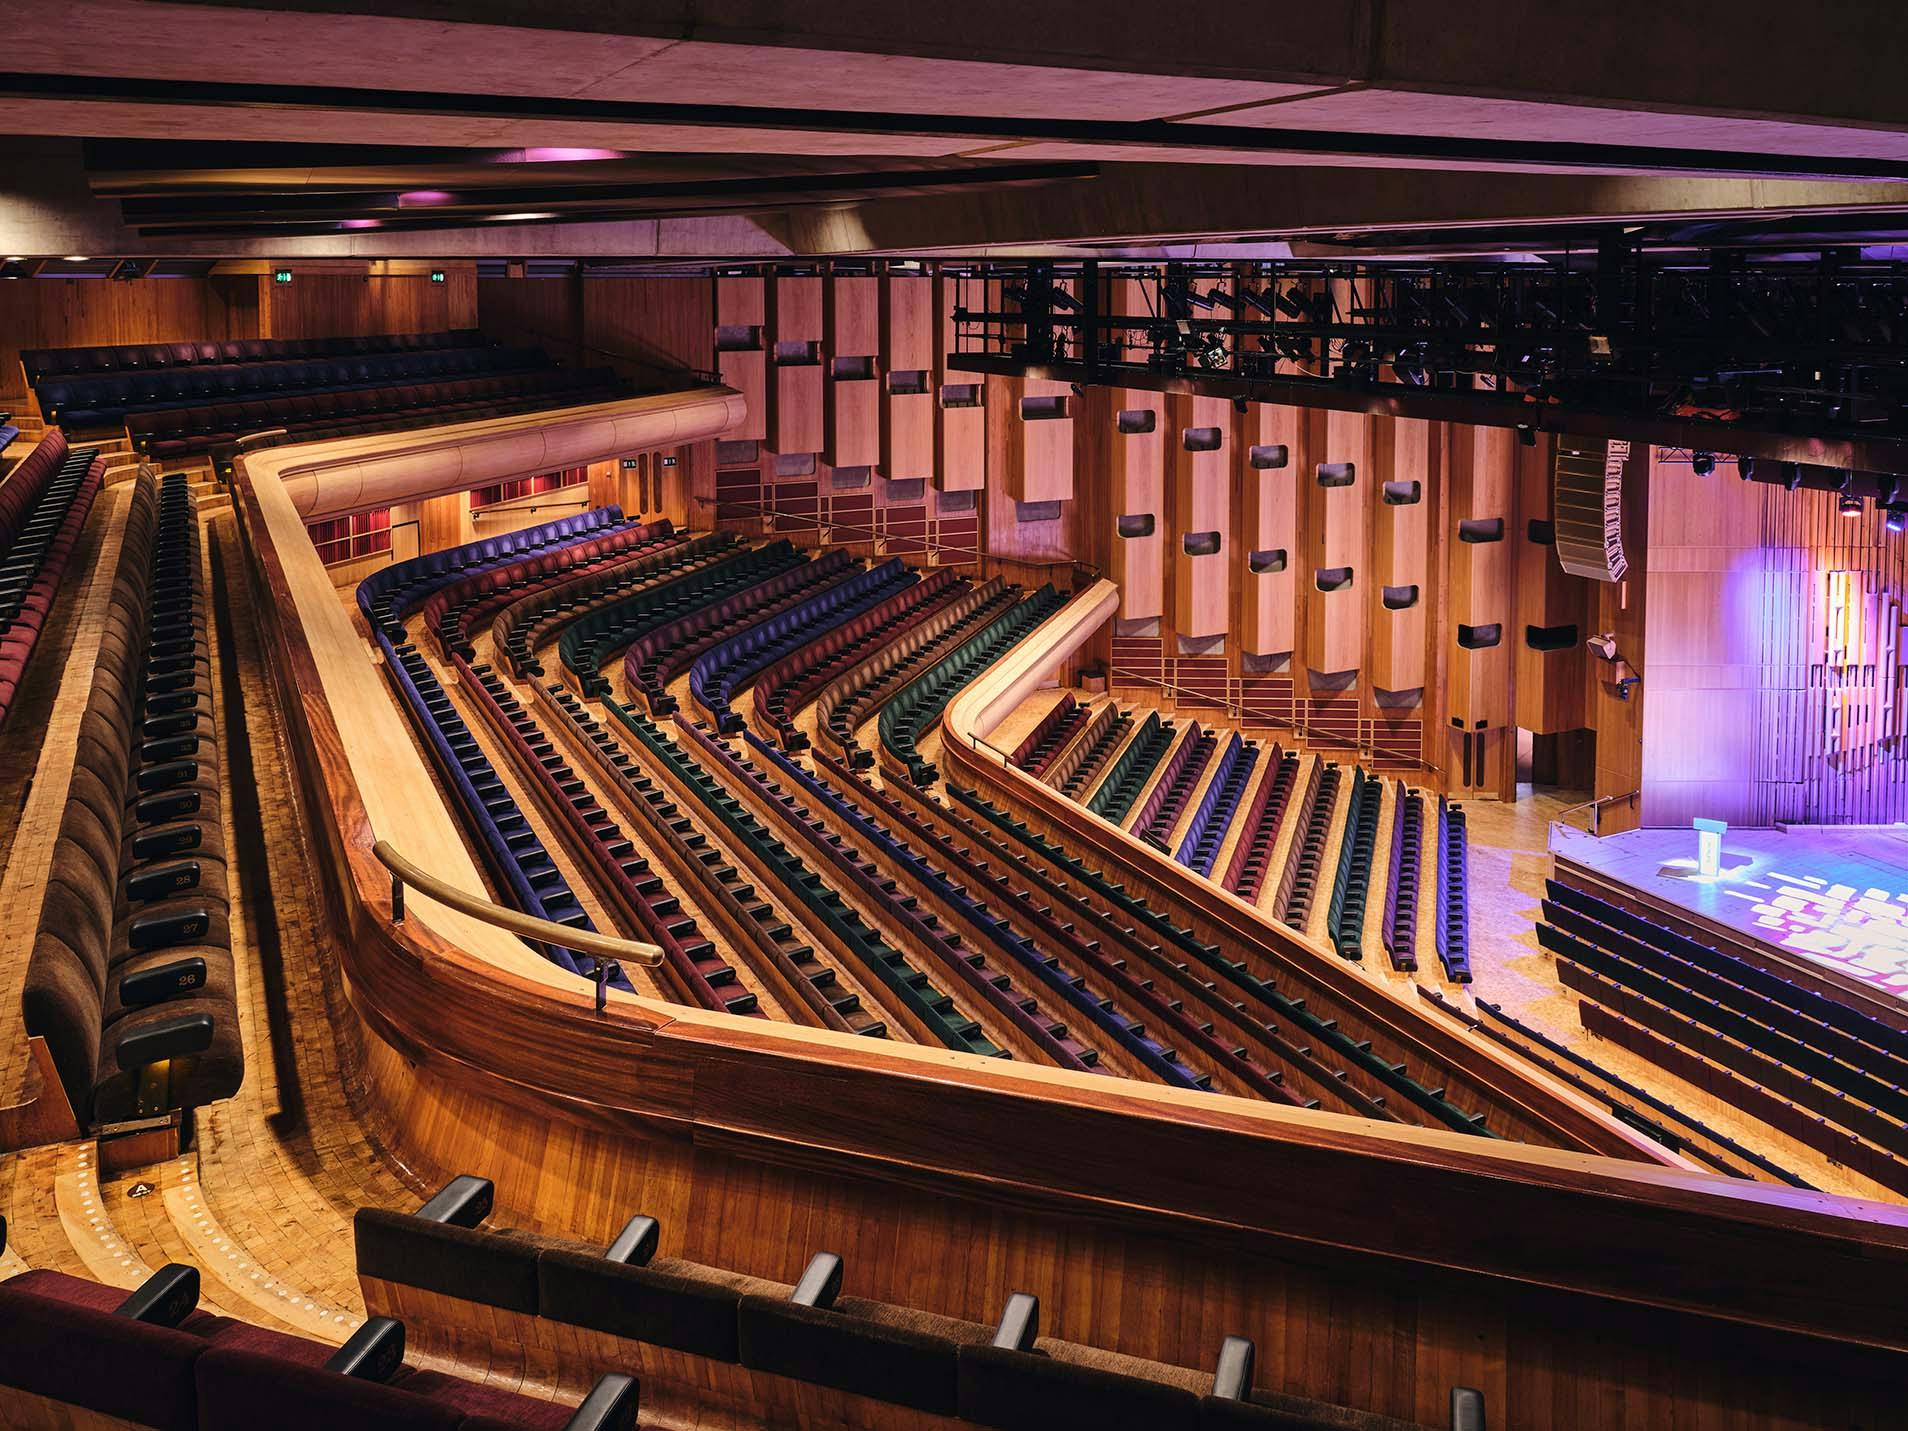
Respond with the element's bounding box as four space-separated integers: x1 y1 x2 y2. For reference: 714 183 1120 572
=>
371 839 664 967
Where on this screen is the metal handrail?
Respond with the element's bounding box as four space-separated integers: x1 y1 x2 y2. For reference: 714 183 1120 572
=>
372 839 665 973
1550 788 1638 840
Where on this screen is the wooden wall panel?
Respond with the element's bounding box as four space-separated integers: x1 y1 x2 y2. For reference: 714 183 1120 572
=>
263 269 477 340
1239 404 1302 658
823 273 880 469
714 274 768 443
932 273 985 492
879 274 934 481
1304 409 1374 677
1172 393 1231 639
1372 417 1434 693
1514 434 1593 734
1004 377 1075 503
1446 423 1515 734
1108 386 1166 621
768 274 824 456
0 276 260 398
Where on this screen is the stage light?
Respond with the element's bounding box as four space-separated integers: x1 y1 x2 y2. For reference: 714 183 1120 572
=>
1233 396 1249 415
1885 505 1907 534
1839 494 1863 518
1002 284 1030 305
1516 424 1537 447
1204 288 1241 312
1048 289 1081 311
1238 287 1276 319
1197 339 1228 369
1691 451 1716 476
1736 456 1756 481
1069 382 1086 396
1274 289 1306 319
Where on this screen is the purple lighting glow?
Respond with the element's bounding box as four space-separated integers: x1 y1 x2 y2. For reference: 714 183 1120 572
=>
338 218 382 229
399 189 455 206
503 147 625 163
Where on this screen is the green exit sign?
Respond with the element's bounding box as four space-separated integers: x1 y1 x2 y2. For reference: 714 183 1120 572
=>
430 270 446 284
273 268 292 284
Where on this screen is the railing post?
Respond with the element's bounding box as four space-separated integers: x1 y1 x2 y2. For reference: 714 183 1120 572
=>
594 959 620 1014
391 871 404 924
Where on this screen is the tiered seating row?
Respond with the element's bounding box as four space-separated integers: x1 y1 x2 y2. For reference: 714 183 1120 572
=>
1 430 104 725
41 344 544 427
1222 746 1296 901
946 785 1499 1134
1421 988 1812 1188
423 520 682 661
347 1175 1444 1431
625 548 858 714
1048 700 1125 794
1381 782 1425 972
1009 693 1078 770
1274 759 1338 928
0 1259 636 1431
584 700 968 1042
132 367 624 458
753 568 965 750
1131 723 1215 848
879 583 1064 786
1085 711 1172 823
560 541 807 696
816 575 1014 767
691 557 918 733
1327 767 1383 961
494 533 737 679
1435 797 1472 982
359 506 628 642
21 327 484 385
736 733 1116 1070
22 472 241 1128
1177 733 1258 878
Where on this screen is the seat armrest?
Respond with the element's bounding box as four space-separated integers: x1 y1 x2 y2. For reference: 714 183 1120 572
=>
115 1265 199 1327
323 1316 405 1381
114 1011 215 1072
561 1373 640 1431
119 957 209 1008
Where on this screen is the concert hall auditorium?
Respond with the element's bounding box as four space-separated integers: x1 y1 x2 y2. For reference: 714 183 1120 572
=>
2 5 1908 1428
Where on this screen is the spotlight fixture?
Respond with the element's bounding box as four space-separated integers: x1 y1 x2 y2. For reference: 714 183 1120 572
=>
1047 289 1081 311
1204 288 1241 312
1273 289 1306 320
1839 493 1863 518
1197 339 1228 370
1516 424 1537 448
1069 382 1086 397
1232 396 1249 415
1238 288 1276 319
1002 284 1030 305
1691 451 1716 476
1886 504 1907 535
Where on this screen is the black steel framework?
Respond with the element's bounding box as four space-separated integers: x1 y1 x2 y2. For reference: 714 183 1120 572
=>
946 252 1908 486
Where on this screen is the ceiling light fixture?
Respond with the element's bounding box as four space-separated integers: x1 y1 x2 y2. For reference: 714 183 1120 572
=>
63 255 89 262
338 218 383 229
1839 494 1864 517
1691 451 1716 476
489 211 557 222
1885 504 1907 535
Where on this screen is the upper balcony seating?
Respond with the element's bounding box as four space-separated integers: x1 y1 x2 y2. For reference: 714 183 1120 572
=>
1381 781 1425 973
1086 711 1172 823
0 1258 637 1431
493 532 738 680
752 568 964 751
624 549 860 716
1434 798 1472 982
1326 767 1384 961
1131 723 1216 848
1177 732 1258 878
1221 746 1296 901
878 583 1065 787
22 472 241 1129
689 557 918 734
1052 703 1129 798
1009 694 1078 771
1274 760 1339 929
129 366 623 458
354 1173 1455 1430
1 430 105 727
0 421 18 458
814 575 1014 768
559 541 809 698
39 344 544 427
20 328 484 386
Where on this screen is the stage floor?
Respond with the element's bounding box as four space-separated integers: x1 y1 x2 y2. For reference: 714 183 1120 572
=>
1551 823 1908 1007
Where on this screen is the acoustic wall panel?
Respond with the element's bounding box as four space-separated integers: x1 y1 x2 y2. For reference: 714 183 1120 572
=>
1514 434 1593 733
767 273 823 455
1109 386 1166 621
1304 409 1373 676
1240 403 1301 657
932 272 985 492
879 273 934 481
713 273 767 443
1173 393 1231 638
1006 377 1075 503
1371 417 1433 693
1447 423 1515 732
823 273 880 469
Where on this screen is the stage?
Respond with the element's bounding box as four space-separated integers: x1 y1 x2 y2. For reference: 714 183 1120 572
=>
1551 822 1908 1025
